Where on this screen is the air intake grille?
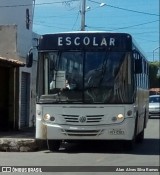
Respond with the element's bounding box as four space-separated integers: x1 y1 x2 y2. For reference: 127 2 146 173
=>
61 129 104 136
63 115 104 123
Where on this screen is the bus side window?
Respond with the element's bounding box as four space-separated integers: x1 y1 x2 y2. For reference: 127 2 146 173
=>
134 51 142 74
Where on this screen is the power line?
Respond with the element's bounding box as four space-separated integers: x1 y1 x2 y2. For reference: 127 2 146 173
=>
87 20 159 31
72 11 80 30
110 20 159 31
35 13 77 19
88 0 159 16
0 0 79 8
107 4 159 17
34 18 159 34
33 22 70 30
131 31 159 35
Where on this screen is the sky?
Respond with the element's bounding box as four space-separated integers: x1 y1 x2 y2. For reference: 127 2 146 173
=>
33 0 159 61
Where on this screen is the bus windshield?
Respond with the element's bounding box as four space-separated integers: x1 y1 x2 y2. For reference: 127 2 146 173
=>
38 51 134 104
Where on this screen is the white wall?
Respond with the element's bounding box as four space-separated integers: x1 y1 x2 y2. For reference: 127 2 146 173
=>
0 0 38 128
0 25 17 58
0 0 34 58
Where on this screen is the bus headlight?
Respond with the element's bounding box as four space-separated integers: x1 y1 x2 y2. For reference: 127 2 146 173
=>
117 114 124 119
112 114 124 122
43 114 51 121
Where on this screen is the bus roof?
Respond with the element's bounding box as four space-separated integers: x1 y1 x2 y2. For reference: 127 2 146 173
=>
42 30 131 35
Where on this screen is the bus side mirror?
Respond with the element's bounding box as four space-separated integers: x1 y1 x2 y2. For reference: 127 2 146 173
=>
26 51 33 67
135 58 142 74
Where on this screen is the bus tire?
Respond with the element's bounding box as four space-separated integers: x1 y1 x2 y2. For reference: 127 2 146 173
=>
124 117 137 151
47 140 61 152
124 131 136 151
136 129 144 143
136 113 145 143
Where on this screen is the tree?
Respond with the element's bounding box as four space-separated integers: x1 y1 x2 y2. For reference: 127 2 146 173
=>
149 61 160 88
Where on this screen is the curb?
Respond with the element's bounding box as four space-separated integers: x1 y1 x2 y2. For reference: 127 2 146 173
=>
0 138 47 152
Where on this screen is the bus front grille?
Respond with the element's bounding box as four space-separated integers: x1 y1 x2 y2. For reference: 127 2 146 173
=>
61 129 104 136
63 115 104 123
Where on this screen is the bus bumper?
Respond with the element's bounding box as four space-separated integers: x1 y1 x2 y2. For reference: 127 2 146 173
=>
36 117 135 141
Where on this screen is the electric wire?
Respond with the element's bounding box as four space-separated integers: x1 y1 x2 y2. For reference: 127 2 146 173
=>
72 11 80 30
33 22 72 30
71 0 81 30
88 0 159 16
87 20 159 31
0 0 79 8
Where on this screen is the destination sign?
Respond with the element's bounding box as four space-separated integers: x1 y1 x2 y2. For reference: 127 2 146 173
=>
58 36 115 47
39 32 132 51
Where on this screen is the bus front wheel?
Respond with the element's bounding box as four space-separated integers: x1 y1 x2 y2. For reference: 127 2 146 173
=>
47 140 61 152
124 117 137 151
136 112 146 143
136 129 144 143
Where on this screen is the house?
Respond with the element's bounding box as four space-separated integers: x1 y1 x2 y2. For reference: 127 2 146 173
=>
0 0 38 131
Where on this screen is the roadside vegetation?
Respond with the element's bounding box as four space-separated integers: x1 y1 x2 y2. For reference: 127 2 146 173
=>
149 61 160 88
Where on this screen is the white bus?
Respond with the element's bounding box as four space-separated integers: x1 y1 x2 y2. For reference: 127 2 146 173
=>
30 32 149 151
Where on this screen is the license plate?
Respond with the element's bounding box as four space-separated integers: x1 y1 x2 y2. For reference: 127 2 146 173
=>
109 129 125 135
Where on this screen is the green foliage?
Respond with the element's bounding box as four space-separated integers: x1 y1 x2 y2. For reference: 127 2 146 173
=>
149 61 160 88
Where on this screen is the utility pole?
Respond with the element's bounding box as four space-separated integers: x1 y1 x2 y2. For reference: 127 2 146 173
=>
153 46 160 61
81 0 86 31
